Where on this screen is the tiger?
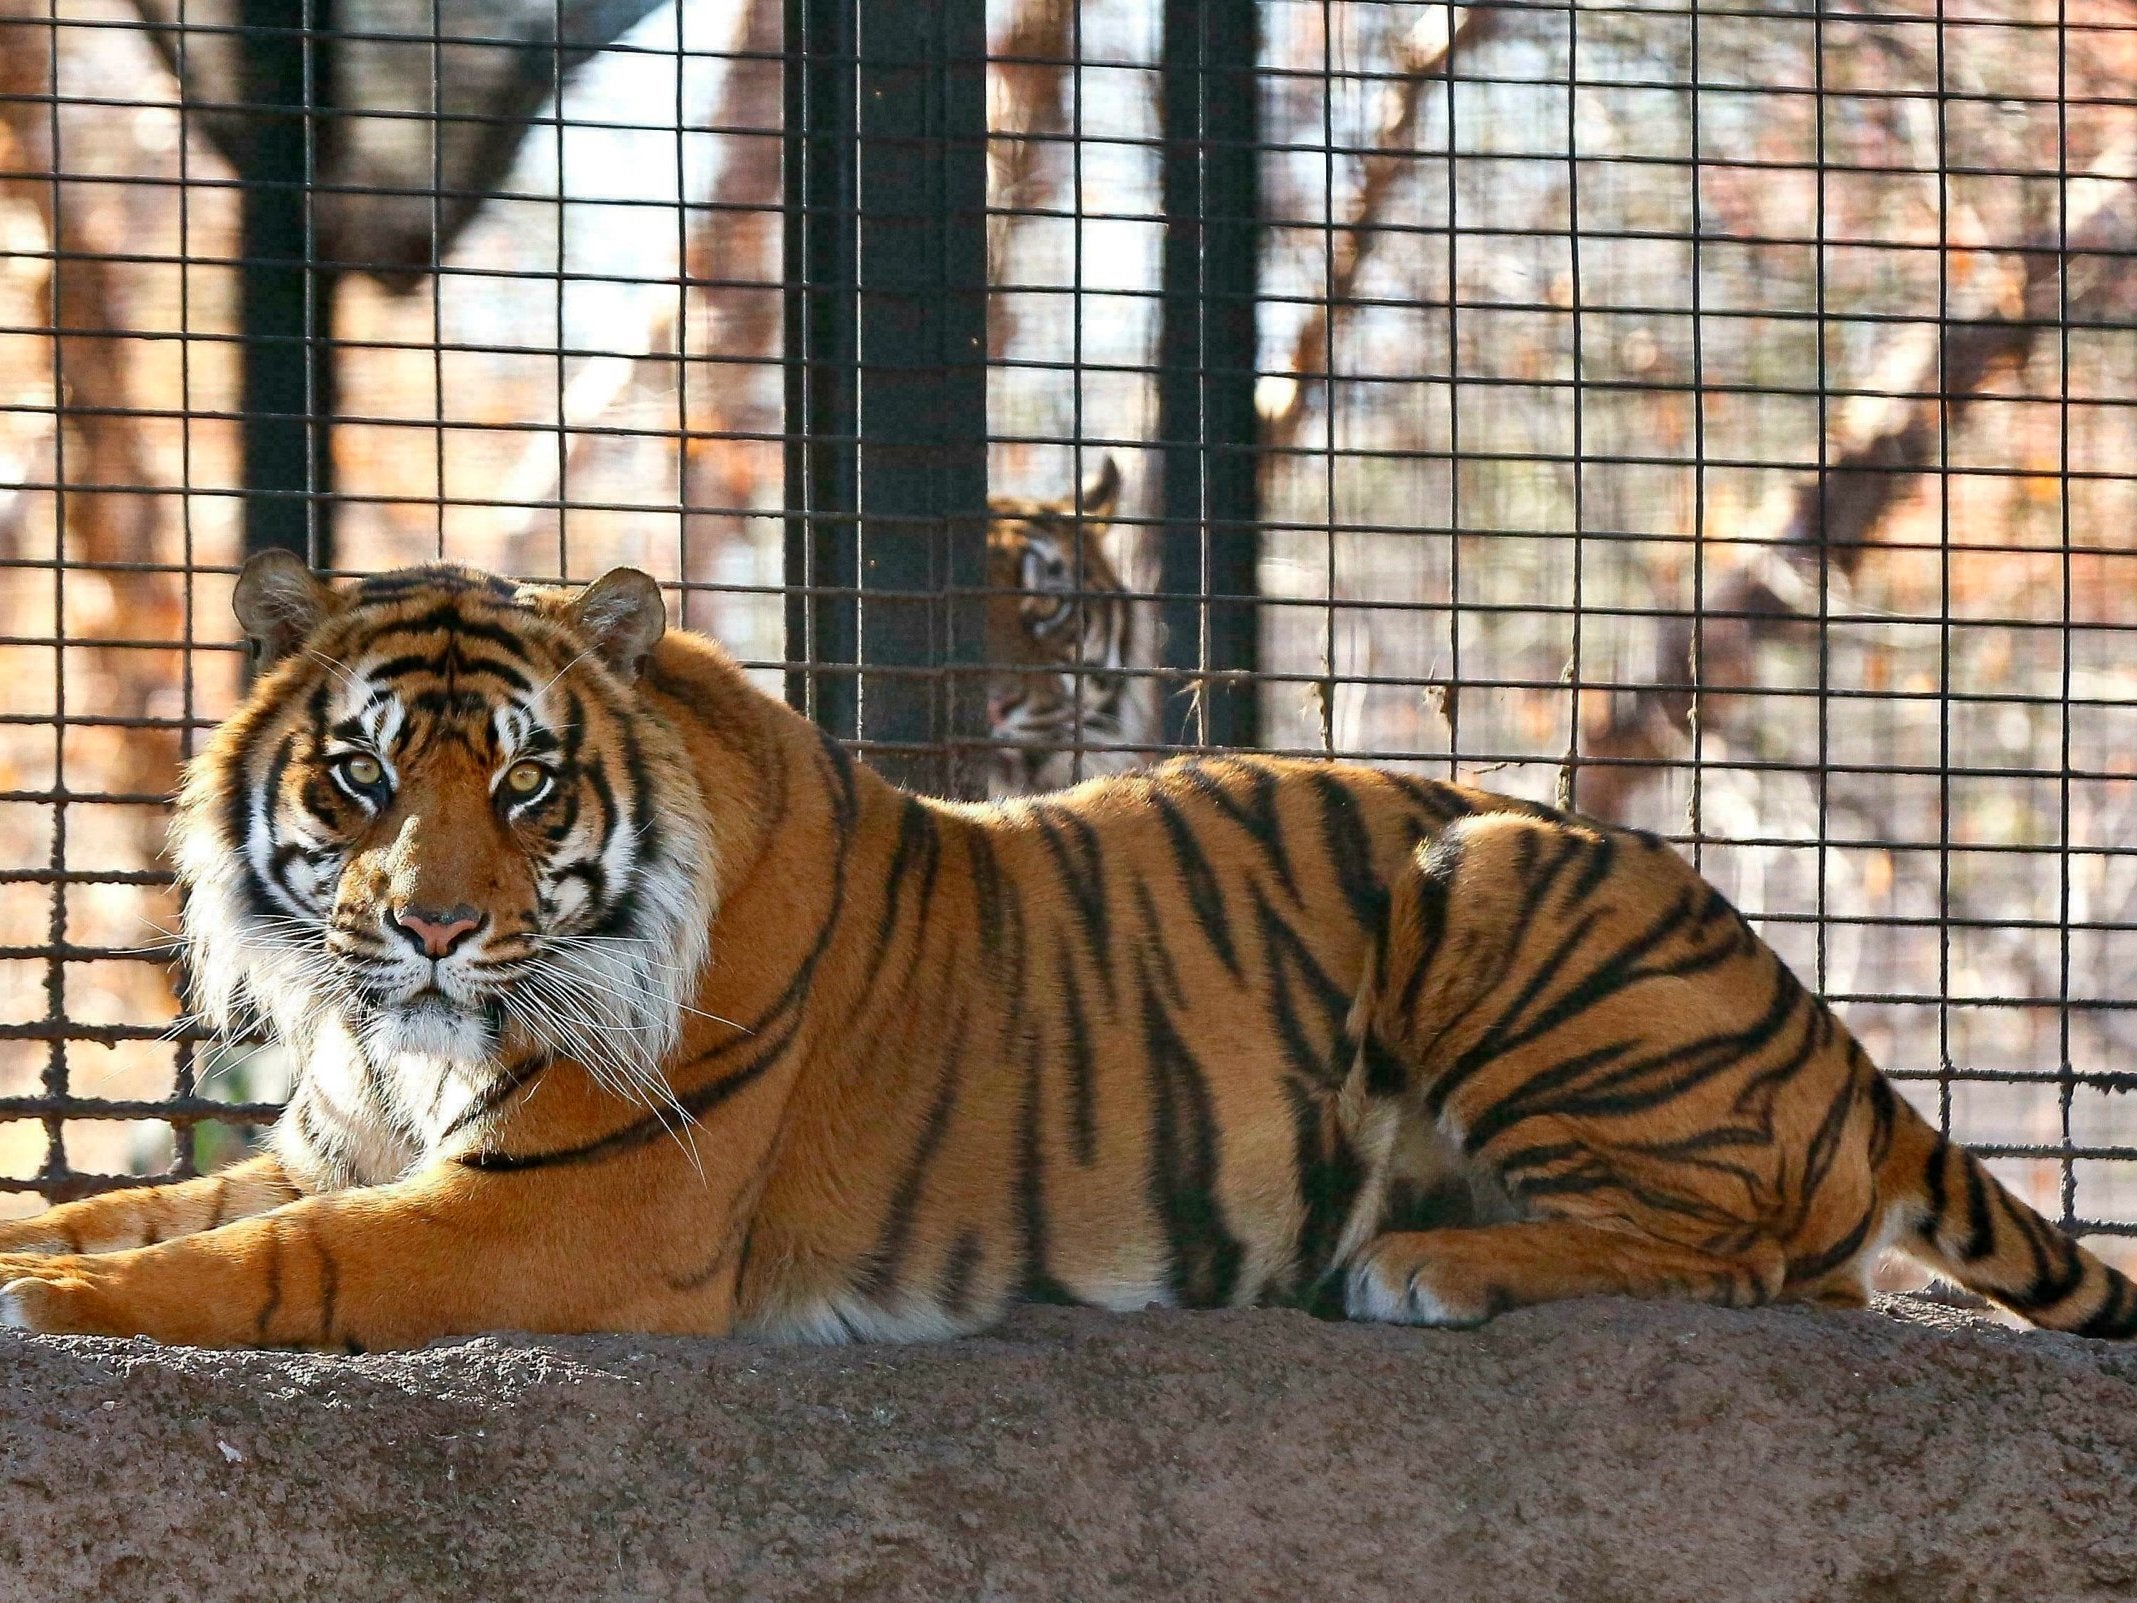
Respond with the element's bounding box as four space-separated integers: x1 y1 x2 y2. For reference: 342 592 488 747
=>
985 456 1161 798
0 553 2129 1350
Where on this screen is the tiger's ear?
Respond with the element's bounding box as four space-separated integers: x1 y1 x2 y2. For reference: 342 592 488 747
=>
232 549 338 668
569 567 666 683
1077 455 1121 522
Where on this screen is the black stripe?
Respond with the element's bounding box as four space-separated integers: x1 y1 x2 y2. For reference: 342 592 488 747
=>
879 799 943 947
365 651 535 692
361 604 541 659
1031 803 1114 1002
613 685 660 876
439 1055 550 1143
1865 1063 1897 1170
817 726 859 832
312 1227 340 1345
1383 771 1474 826
1566 828 1618 903
1178 759 1300 901
1783 1207 1876 1287
2005 1197 2085 1310
939 1230 986 1317
858 1005 968 1299
252 1218 284 1341
1016 1003 1075 1305
351 567 518 605
1136 961 1245 1307
1459 1039 1641 1152
1395 840 1454 1021
1058 947 1098 1166
867 801 946 1006
966 825 1009 960
246 731 302 913
1281 1077 1365 1304
1251 885 1349 1090
1959 1151 1996 1261
1131 875 1188 1010
1405 826 1589 1114
1918 1136 1950 1242
290 1096 350 1176
220 702 282 867
1490 972 1809 1139
1492 1139 1588 1181
2073 1272 2137 1339
457 1013 798 1174
1309 772 1387 933
1150 790 1242 975
644 659 769 761
1453 871 1719 1086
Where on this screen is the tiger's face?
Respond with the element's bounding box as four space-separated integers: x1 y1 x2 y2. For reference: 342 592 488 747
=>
176 558 715 1098
985 457 1148 796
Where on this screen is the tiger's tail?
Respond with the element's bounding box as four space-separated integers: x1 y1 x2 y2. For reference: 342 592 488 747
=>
1882 1095 2137 1337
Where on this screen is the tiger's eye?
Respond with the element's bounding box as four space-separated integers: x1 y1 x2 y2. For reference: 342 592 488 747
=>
341 753 383 787
505 760 548 796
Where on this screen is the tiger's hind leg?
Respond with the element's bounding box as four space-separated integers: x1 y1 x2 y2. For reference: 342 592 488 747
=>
1346 807 1870 1327
1345 1221 1787 1327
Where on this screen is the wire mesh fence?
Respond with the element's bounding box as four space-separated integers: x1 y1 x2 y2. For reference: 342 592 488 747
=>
0 0 2133 1274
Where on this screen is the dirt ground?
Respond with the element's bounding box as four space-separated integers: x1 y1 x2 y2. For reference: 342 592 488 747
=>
0 1295 2132 1603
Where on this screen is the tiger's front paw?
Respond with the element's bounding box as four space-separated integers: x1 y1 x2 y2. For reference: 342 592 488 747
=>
1343 1236 1492 1328
0 1256 115 1336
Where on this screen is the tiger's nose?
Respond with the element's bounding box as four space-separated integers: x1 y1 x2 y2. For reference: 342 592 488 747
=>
390 904 484 958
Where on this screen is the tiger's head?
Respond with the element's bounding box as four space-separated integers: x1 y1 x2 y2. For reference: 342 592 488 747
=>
175 556 715 1099
984 457 1155 797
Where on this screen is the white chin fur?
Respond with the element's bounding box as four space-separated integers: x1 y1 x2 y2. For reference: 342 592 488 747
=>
362 1001 496 1065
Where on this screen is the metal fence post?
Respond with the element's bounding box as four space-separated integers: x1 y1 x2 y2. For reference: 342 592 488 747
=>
1157 0 1261 751
783 0 989 796
237 0 336 570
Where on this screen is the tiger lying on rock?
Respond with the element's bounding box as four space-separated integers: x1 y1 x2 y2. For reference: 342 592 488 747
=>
0 555 2127 1348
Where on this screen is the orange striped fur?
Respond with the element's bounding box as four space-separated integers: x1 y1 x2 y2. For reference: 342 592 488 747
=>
0 557 2129 1348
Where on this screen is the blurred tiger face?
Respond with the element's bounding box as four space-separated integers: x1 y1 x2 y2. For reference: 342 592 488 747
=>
984 457 1126 791
983 518 1118 735
176 559 714 1093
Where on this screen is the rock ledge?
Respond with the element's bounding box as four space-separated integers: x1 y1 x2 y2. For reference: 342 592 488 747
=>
2 1297 2133 1602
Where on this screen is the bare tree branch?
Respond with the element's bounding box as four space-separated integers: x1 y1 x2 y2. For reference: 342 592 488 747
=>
0 9 158 567
492 0 785 580
675 0 786 610
1576 137 2137 821
0 5 181 844
1257 2 1506 456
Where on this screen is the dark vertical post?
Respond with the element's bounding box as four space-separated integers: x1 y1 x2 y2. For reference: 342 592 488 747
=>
784 0 990 795
1157 0 1261 750
784 0 859 737
855 0 989 796
238 0 336 568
